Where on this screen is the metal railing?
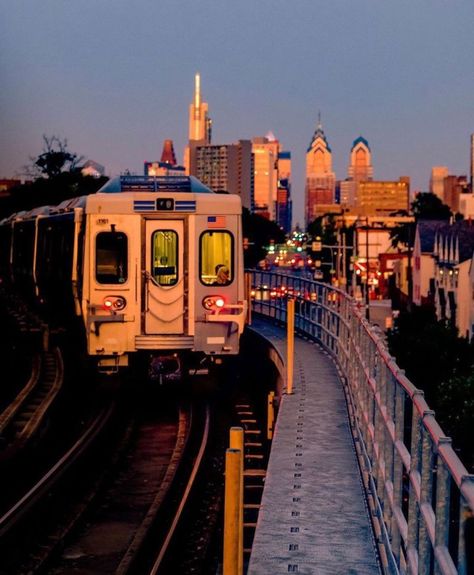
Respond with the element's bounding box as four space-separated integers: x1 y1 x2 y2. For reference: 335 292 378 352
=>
249 270 474 575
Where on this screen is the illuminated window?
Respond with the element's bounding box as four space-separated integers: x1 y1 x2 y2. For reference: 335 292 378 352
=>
200 231 233 285
151 230 178 286
96 231 128 284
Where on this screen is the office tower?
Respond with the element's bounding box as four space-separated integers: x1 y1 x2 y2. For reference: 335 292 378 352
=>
355 177 410 216
185 73 212 175
348 137 373 182
305 116 336 225
430 166 449 201
340 136 373 206
277 151 292 233
194 140 254 211
252 134 280 220
188 72 211 143
443 175 469 213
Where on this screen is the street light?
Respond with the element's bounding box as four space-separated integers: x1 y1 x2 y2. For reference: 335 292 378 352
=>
365 217 370 321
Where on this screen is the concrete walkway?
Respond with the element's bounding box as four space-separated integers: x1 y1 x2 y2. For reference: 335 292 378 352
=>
247 318 381 575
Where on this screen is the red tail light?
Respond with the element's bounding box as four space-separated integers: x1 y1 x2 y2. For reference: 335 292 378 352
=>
103 296 127 311
202 295 225 310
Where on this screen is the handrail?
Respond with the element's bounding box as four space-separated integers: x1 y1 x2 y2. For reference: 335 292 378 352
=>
248 269 474 575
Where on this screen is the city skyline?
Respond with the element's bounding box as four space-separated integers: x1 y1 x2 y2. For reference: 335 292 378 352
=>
1 1 474 225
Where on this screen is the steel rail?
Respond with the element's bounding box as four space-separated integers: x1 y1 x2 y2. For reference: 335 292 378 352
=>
115 406 191 575
0 353 41 433
149 403 210 575
0 402 115 537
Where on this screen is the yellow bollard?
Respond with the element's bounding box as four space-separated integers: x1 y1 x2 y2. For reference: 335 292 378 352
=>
267 391 275 440
287 297 295 395
224 448 242 575
229 427 244 575
245 272 252 325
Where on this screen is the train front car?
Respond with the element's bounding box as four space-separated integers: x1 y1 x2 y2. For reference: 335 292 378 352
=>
82 175 247 374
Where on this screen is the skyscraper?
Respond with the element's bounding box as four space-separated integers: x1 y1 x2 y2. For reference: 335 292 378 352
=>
430 166 449 201
185 73 212 175
194 140 254 210
348 137 373 182
277 151 292 233
305 116 335 225
340 136 373 206
188 72 211 143
252 134 280 220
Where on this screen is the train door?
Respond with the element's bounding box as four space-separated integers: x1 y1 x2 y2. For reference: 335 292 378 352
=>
144 220 184 334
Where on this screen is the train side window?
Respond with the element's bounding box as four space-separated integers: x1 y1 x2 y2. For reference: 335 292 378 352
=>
200 231 233 286
151 230 178 286
96 231 128 284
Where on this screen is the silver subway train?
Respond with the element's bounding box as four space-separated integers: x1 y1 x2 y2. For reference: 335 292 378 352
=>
0 176 248 373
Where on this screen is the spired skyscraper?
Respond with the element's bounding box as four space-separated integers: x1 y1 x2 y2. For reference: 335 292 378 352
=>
184 73 212 175
188 72 212 143
305 115 336 226
186 73 254 210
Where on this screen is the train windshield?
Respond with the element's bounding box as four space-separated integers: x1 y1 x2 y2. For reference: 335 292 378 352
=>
151 230 178 286
200 231 233 286
95 231 128 284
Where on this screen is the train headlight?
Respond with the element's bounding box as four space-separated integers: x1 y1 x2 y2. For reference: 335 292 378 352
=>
103 296 127 311
202 295 225 311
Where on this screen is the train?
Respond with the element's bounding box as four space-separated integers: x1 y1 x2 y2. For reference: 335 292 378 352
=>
0 175 248 375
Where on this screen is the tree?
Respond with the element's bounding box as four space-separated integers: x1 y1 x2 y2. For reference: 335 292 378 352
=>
389 192 452 250
242 208 286 267
387 306 473 402
27 135 83 179
412 192 452 221
1 136 106 218
436 374 474 471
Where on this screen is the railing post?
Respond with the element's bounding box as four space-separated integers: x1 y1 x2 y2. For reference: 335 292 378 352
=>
382 367 394 530
245 272 252 325
287 298 295 395
434 443 451 575
267 391 275 440
224 448 243 575
391 383 405 568
458 475 474 575
229 427 244 575
407 400 424 573
419 419 435 573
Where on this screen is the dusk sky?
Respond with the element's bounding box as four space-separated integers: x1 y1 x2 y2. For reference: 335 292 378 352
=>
1 1 473 225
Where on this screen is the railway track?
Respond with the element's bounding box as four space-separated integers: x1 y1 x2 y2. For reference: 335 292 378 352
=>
0 383 210 575
0 347 64 459
0 401 117 572
45 399 195 575
0 329 276 574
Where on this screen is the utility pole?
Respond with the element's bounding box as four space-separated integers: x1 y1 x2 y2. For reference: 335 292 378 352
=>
342 228 347 289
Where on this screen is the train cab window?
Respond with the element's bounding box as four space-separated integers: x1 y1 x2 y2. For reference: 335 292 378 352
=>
151 230 178 286
200 231 233 286
96 231 128 284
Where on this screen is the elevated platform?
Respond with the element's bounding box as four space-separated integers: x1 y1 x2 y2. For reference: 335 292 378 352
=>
247 317 381 575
